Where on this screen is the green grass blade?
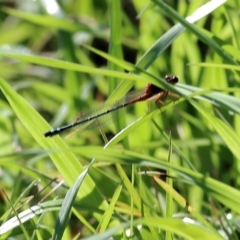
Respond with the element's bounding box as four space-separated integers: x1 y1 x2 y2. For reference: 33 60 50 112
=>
0 77 109 221
53 166 89 240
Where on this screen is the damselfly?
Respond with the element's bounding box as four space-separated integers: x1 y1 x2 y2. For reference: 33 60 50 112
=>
44 75 178 137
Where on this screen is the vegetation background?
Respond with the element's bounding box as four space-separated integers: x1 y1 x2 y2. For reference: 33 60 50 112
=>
0 0 240 239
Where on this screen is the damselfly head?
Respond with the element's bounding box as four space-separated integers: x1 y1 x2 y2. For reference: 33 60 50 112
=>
164 75 178 85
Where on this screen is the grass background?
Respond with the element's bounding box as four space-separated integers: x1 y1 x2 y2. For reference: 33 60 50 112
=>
0 0 240 239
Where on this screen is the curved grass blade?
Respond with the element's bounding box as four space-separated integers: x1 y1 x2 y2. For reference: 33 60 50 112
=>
53 166 89 240
70 146 240 214
0 77 110 222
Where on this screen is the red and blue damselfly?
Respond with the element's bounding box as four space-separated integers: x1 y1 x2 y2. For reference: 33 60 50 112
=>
44 75 178 137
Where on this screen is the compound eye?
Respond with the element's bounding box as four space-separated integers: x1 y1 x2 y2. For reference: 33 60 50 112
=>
164 75 178 84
